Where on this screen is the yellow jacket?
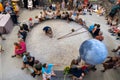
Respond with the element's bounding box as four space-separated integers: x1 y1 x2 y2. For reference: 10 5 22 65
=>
0 3 4 12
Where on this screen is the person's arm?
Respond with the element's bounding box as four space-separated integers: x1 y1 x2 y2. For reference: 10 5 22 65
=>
53 64 59 66
42 68 48 76
92 27 96 33
107 56 112 58
115 46 120 52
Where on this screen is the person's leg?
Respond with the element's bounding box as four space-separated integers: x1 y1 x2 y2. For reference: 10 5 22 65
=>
51 71 56 76
21 62 28 70
0 45 4 53
10 14 18 24
101 63 109 72
112 46 120 52
0 33 6 40
42 74 47 80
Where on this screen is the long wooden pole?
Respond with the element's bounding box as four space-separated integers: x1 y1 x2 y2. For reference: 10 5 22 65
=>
58 31 87 40
57 27 83 40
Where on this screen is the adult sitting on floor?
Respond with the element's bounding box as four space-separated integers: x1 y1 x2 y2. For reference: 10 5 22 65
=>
22 23 30 32
42 63 58 80
43 26 53 38
92 24 101 38
18 27 27 41
69 59 85 80
27 55 35 67
31 60 42 78
21 52 31 70
12 39 26 58
101 56 120 72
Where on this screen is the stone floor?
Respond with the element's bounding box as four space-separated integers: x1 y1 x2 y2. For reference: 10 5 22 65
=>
0 9 120 80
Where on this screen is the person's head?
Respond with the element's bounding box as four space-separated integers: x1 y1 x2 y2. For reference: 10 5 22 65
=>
18 38 24 42
66 12 69 14
94 24 98 26
70 59 78 66
35 16 38 19
34 60 39 64
5 2 9 6
42 63 48 68
58 10 60 12
22 23 27 27
40 12 42 14
24 52 30 56
27 56 32 61
97 24 100 28
57 2 59 4
20 27 24 30
14 42 19 46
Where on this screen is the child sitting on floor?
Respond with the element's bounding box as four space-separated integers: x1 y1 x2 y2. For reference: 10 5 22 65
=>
28 0 33 10
28 18 34 29
34 16 39 25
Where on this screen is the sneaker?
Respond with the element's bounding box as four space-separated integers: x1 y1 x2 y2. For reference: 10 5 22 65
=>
116 38 120 40
2 38 6 40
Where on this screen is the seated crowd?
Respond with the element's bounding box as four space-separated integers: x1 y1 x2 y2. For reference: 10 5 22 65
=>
0 0 120 80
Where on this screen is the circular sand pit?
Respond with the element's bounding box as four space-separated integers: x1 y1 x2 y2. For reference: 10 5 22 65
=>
26 20 92 70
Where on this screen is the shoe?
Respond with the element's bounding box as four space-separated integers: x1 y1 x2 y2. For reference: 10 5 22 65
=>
31 73 36 78
111 33 116 36
2 38 6 40
11 55 16 58
21 67 24 70
101 70 105 72
112 49 117 52
116 38 120 40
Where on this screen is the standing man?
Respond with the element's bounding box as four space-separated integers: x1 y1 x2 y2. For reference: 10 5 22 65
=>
5 1 18 24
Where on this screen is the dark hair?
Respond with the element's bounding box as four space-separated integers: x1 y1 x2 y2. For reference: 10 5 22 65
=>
24 52 30 56
27 56 31 60
14 42 19 46
20 27 24 30
70 59 78 67
66 12 69 14
94 24 98 26
42 63 47 68
40 12 42 14
97 24 100 28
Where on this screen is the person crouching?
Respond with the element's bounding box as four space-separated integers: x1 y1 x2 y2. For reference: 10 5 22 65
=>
43 26 53 38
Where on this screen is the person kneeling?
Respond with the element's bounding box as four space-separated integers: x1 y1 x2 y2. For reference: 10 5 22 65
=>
43 26 53 38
